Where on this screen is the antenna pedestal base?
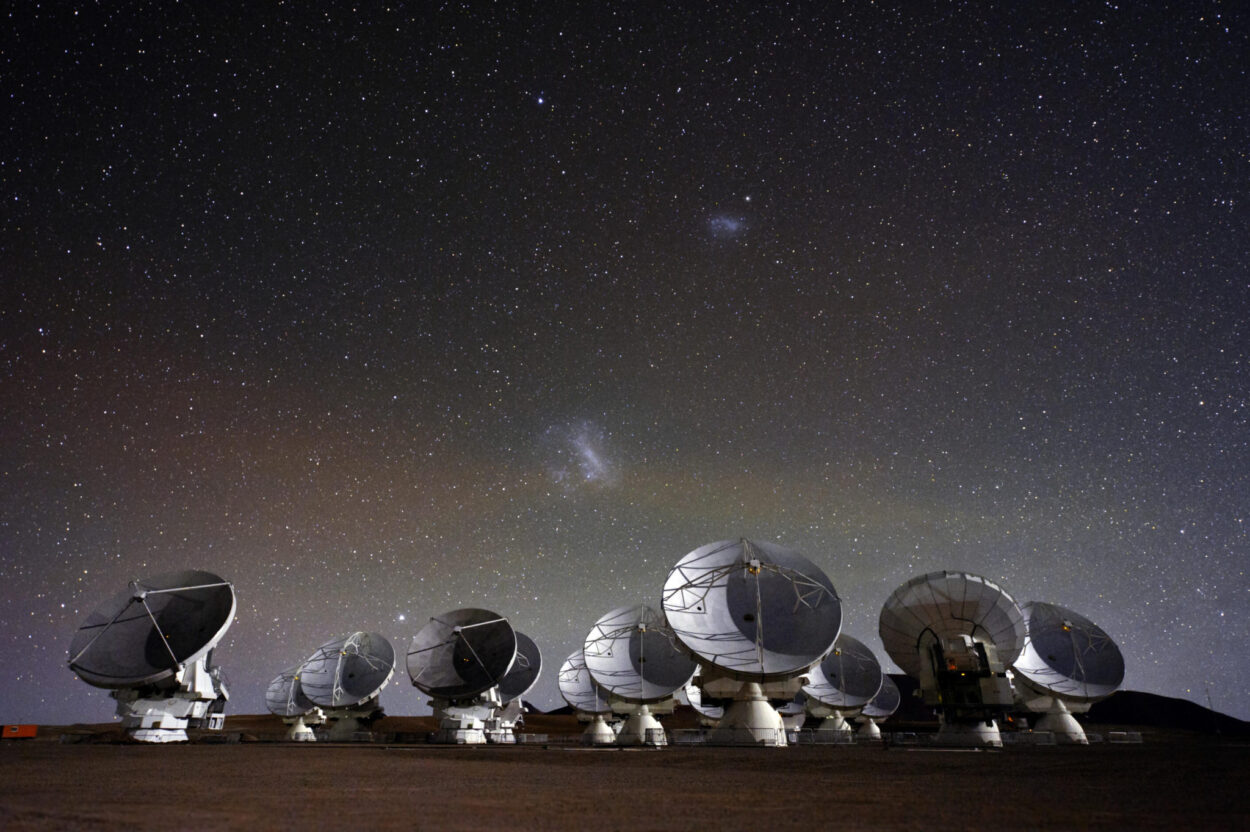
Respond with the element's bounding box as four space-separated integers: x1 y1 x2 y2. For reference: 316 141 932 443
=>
581 714 617 745
431 698 496 744
283 713 322 741
485 698 524 743
936 716 1003 747
112 658 229 743
815 713 852 733
116 698 209 743
1034 700 1088 744
432 724 486 744
617 704 666 746
324 700 382 741
707 683 786 747
326 717 371 741
856 718 882 739
126 710 193 744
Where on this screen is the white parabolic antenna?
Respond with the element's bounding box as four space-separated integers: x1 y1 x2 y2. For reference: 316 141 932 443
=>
1014 601 1124 701
265 666 316 717
407 608 517 700
265 665 323 742
69 569 235 688
299 631 396 709
662 539 841 679
857 674 901 739
1012 601 1125 744
67 570 235 742
879 570 1025 746
558 649 612 715
583 604 696 747
408 608 518 744
662 538 841 746
583 604 695 702
557 649 616 745
802 633 883 712
878 570 1026 676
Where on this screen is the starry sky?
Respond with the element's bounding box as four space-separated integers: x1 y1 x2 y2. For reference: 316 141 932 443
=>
3 2 1247 724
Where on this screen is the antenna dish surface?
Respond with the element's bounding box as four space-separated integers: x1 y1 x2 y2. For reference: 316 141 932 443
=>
878 570 1026 677
68 570 236 688
557 650 612 714
407 608 516 699
1014 601 1124 701
299 632 396 708
498 631 542 703
583 604 696 701
661 538 841 678
802 633 883 708
265 666 316 717
861 674 901 719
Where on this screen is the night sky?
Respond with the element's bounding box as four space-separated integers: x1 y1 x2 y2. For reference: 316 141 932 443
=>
3 3 1247 724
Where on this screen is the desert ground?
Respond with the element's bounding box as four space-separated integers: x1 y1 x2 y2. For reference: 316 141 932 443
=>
1 715 1246 831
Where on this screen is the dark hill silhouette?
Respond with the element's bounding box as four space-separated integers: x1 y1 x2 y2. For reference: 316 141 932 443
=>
1088 689 1250 737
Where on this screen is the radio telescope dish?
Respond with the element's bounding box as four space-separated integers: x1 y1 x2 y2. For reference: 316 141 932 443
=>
407 608 516 700
558 649 611 714
583 604 696 747
879 571 1025 746
857 674 901 739
265 666 315 717
558 649 616 745
300 632 396 709
1014 602 1124 702
803 634 883 710
583 604 696 701
265 665 323 742
68 570 235 742
661 538 841 679
1012 601 1125 744
498 631 542 704
69 570 235 688
663 539 841 747
879 570 1025 677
